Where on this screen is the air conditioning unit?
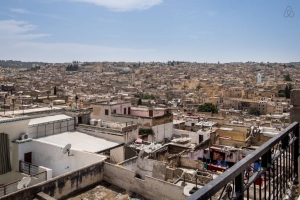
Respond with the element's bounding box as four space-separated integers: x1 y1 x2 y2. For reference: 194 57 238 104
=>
21 133 29 140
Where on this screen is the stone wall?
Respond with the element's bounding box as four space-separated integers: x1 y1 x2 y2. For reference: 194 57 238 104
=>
219 138 246 148
165 167 212 184
1 162 104 200
216 129 246 141
259 133 272 143
291 89 300 126
180 157 204 170
103 162 186 200
152 114 173 126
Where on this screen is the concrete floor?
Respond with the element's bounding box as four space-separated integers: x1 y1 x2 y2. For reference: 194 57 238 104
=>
67 181 147 200
175 180 202 197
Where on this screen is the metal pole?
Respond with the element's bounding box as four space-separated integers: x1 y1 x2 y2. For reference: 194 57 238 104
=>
235 172 244 200
75 95 78 109
164 121 165 139
294 123 299 181
3 97 5 116
22 100 24 115
157 125 158 142
12 99 14 115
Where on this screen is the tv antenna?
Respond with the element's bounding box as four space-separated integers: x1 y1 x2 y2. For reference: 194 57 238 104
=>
17 177 31 190
62 144 74 156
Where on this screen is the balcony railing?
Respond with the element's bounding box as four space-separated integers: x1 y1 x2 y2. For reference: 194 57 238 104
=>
187 122 299 200
19 161 39 175
0 171 47 197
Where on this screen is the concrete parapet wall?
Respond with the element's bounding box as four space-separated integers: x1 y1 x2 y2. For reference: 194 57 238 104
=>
216 130 246 140
291 89 300 107
1 162 104 200
219 138 246 148
103 162 186 200
180 157 204 170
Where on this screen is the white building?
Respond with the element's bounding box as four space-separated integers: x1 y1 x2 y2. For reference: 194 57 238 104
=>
257 73 262 84
274 69 278 81
0 107 128 197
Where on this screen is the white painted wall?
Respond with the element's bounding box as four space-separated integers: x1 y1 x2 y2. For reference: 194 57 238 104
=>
38 166 53 180
0 119 30 171
77 126 138 144
110 146 124 163
28 119 75 139
173 129 210 144
152 122 173 142
77 128 124 143
124 129 138 144
18 141 106 177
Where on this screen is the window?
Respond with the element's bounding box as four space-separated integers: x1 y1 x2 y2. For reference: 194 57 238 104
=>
124 108 127 115
199 135 204 143
105 109 109 115
112 109 116 114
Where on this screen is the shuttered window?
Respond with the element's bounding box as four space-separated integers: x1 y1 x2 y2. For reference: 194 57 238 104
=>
0 133 11 175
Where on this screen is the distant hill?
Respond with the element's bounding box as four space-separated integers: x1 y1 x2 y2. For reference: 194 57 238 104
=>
0 60 47 68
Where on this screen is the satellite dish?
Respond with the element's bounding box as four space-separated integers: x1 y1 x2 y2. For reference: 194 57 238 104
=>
17 177 31 189
62 144 73 156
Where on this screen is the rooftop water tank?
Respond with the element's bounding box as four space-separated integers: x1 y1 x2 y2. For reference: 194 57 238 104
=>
98 119 102 127
90 119 97 126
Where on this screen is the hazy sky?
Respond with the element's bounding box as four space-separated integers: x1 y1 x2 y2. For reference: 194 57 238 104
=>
0 0 299 63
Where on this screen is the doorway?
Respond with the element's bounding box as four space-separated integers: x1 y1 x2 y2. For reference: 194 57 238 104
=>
78 116 82 124
24 152 32 164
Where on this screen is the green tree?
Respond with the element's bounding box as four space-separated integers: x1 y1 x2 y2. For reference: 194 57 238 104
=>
138 98 142 105
284 74 292 81
248 108 260 116
197 103 218 113
165 91 174 101
139 128 154 135
284 84 292 99
196 85 202 91
54 86 57 95
278 92 285 97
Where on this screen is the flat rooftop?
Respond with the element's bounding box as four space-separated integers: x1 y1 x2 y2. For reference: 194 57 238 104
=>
35 131 122 153
29 114 72 126
175 181 202 197
2 107 62 116
196 121 218 127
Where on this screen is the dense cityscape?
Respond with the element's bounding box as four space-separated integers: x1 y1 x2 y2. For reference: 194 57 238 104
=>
0 0 299 199
0 60 300 199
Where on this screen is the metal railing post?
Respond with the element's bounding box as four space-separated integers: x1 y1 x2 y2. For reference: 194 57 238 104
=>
19 160 21 172
262 149 271 199
235 173 244 200
294 123 299 181
186 122 299 200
